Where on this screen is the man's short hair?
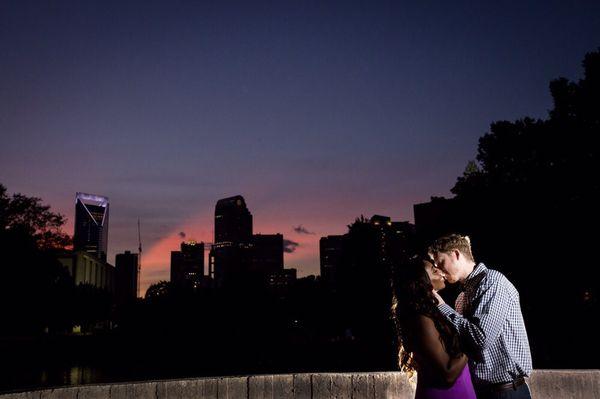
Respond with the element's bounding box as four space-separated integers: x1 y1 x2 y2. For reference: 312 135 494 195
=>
428 234 475 262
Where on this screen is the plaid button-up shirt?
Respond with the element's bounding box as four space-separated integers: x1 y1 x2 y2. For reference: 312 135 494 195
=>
438 263 533 386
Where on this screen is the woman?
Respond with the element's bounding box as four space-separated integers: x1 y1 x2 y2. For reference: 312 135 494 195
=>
391 256 476 399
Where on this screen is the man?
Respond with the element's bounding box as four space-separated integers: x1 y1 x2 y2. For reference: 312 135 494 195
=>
428 234 533 399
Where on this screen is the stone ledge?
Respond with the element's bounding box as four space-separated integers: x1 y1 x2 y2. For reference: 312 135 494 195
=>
1 370 598 399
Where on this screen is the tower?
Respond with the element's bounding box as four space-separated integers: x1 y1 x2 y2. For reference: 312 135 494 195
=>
212 195 253 288
171 241 205 287
73 192 109 261
115 250 138 304
214 195 252 244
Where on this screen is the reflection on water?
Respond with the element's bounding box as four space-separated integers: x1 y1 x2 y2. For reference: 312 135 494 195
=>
0 336 137 393
1 362 112 394
39 366 103 388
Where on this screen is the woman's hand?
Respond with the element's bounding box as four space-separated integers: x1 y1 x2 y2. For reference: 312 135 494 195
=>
432 290 445 305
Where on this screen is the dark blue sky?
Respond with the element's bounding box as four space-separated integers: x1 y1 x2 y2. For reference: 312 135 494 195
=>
2 0 599 292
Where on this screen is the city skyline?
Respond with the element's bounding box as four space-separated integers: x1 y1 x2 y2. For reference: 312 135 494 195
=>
2 1 600 295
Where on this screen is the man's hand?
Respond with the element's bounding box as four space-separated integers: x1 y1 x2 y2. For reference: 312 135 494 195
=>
432 290 445 305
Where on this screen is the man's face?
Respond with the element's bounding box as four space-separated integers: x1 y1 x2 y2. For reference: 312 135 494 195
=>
431 250 461 284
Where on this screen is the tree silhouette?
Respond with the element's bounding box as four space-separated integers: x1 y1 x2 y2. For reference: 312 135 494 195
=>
144 280 174 302
446 49 600 368
0 184 71 250
0 184 74 335
452 49 599 204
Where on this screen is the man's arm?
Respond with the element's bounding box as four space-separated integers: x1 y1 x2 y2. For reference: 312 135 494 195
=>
435 280 512 353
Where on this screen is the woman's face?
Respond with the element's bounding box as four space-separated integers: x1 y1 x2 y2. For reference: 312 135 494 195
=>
424 260 446 292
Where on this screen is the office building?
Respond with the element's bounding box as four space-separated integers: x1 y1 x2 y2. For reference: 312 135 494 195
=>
171 241 205 288
58 250 115 293
211 195 253 288
215 195 252 244
115 250 139 303
73 192 109 261
251 233 284 275
320 235 345 287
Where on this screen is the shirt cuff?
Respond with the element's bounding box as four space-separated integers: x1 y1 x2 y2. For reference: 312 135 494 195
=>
438 303 458 318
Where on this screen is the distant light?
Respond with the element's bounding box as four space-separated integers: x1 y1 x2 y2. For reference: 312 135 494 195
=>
76 192 109 206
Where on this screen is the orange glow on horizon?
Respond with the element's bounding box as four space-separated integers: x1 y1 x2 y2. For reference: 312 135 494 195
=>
138 211 345 296
140 213 213 296
57 194 400 297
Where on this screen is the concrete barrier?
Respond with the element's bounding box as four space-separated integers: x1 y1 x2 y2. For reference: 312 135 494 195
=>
1 370 598 399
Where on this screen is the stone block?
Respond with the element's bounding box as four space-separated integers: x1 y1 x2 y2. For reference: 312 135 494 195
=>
311 373 331 399
157 379 199 399
529 370 600 399
330 374 351 399
351 373 374 399
272 374 293 398
39 388 78 399
77 385 111 399
292 374 311 399
249 375 273 399
217 376 247 399
374 372 415 399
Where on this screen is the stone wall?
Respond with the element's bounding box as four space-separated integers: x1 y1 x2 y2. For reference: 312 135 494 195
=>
1 370 598 399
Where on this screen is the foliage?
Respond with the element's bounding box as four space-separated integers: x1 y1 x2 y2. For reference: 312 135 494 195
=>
0 184 77 335
452 49 600 203
0 184 71 250
445 49 600 367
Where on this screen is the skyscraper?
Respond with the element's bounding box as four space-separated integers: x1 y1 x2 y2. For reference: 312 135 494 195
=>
320 215 416 293
115 250 139 304
250 233 284 287
251 233 283 275
319 235 345 288
171 241 205 288
73 192 109 261
214 195 252 243
211 195 253 288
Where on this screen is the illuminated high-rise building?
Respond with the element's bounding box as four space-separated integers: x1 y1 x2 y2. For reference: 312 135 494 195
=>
171 241 205 287
210 195 253 288
320 235 345 287
73 192 109 261
214 195 252 244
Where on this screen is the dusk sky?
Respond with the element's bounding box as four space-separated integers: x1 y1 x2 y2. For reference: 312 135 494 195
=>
2 1 599 295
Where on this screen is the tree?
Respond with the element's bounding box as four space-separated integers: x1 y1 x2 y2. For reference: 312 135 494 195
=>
446 49 600 367
144 280 174 302
0 184 74 335
0 184 71 250
452 49 600 203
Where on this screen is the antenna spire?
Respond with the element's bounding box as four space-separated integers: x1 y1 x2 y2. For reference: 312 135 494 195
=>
137 218 142 298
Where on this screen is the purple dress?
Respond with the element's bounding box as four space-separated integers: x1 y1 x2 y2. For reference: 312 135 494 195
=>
415 364 476 399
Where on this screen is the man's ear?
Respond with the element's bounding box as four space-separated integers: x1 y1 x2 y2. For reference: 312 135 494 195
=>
454 249 461 260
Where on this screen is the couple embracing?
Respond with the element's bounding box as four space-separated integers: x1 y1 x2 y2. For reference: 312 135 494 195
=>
392 234 533 399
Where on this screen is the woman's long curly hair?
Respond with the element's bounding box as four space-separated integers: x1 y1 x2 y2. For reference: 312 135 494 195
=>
391 256 463 374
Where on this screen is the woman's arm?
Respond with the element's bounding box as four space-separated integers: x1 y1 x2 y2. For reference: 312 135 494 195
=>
413 314 468 387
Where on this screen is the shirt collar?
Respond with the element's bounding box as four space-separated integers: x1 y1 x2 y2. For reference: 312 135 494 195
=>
463 262 487 291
